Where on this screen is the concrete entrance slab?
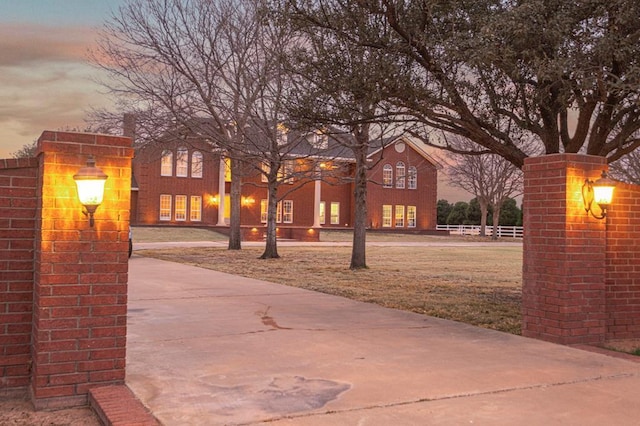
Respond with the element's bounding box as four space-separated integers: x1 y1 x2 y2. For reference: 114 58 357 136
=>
126 256 640 425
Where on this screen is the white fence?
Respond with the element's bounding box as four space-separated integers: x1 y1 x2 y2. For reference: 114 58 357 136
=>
436 224 523 238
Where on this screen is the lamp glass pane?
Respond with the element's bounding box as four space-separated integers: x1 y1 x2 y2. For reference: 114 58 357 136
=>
593 186 614 205
75 179 106 206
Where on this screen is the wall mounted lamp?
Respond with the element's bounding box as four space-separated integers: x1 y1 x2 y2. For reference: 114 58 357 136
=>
73 156 108 227
582 170 616 220
242 196 255 206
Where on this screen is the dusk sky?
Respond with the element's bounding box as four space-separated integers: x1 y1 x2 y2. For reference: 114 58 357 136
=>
0 0 471 201
0 0 125 158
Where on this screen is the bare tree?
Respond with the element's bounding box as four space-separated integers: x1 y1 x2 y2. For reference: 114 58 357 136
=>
92 0 307 256
283 1 640 168
444 134 523 239
609 150 640 185
280 2 405 269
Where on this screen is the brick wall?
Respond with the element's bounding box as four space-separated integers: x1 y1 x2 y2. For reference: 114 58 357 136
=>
0 157 38 396
605 181 640 341
30 131 133 409
522 154 608 345
523 153 640 345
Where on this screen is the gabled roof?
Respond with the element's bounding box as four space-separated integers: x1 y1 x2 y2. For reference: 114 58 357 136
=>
367 135 443 169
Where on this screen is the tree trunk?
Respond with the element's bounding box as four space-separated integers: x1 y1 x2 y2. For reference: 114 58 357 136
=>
350 137 368 270
491 206 501 241
228 159 242 250
479 200 489 237
260 182 279 259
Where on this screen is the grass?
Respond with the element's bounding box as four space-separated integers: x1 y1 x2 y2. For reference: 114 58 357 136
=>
134 227 523 335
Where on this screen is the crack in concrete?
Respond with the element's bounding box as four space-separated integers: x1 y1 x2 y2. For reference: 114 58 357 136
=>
244 372 639 425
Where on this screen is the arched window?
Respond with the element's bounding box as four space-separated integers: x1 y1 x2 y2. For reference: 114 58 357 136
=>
176 147 188 177
191 151 203 178
161 150 173 176
408 166 417 189
396 162 405 189
382 164 393 188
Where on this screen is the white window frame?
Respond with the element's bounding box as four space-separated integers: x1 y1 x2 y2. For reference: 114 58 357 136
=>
175 195 187 221
161 150 173 176
395 205 405 227
319 201 326 225
330 202 340 225
408 166 417 189
282 200 293 224
407 206 417 228
159 194 172 221
191 151 203 178
396 162 405 189
190 196 202 221
176 147 188 177
260 199 268 223
382 164 393 188
382 205 392 227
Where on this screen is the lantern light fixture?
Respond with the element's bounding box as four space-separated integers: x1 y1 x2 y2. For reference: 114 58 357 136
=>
73 155 108 227
582 170 616 220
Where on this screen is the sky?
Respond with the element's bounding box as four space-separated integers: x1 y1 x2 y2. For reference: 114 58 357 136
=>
0 0 472 202
0 0 125 158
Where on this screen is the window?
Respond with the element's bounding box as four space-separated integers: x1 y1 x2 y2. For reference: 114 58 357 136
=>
282 200 293 223
176 147 188 177
159 195 172 220
407 206 416 228
311 130 328 149
224 157 232 182
260 199 268 223
276 201 283 223
277 123 288 145
161 150 173 176
175 195 187 221
190 196 202 221
330 202 340 225
261 161 269 183
396 162 405 189
408 166 417 189
191 151 203 178
319 201 326 225
395 205 405 227
278 160 294 184
383 164 393 188
382 205 392 227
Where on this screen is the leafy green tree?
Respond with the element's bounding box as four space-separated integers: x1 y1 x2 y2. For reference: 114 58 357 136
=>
467 198 486 226
499 199 521 227
446 201 469 225
436 199 452 225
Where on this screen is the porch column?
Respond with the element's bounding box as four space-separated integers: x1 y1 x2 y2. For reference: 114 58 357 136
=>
313 169 322 228
216 157 226 226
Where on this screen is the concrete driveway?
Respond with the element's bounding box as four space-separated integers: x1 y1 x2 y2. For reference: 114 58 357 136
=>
126 255 640 425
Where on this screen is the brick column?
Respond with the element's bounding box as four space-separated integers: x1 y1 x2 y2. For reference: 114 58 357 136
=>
522 154 608 345
31 131 133 409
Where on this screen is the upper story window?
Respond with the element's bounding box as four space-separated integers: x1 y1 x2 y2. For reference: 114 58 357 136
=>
161 150 173 176
396 162 406 189
191 151 203 178
277 123 288 146
176 147 188 177
408 166 417 189
311 129 328 149
224 157 232 182
382 164 393 188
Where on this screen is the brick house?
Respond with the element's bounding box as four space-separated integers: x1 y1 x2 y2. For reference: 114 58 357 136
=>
130 132 441 239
